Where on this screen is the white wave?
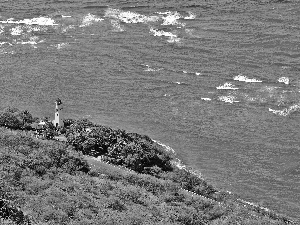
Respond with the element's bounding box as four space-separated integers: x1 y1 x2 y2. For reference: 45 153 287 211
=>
233 74 262 83
56 43 68 49
16 36 42 48
269 104 300 116
62 15 71 18
218 95 239 103
16 41 38 48
61 25 75 33
10 26 23 35
237 199 270 212
201 98 211 101
216 82 239 90
0 42 11 46
184 12 196 20
110 20 124 32
153 140 176 154
167 36 181 43
80 13 103 27
281 66 290 70
150 27 181 43
195 72 201 75
143 64 162 72
154 140 204 178
10 24 49 36
158 11 185 27
278 77 289 85
0 17 57 26
105 8 159 24
0 50 14 55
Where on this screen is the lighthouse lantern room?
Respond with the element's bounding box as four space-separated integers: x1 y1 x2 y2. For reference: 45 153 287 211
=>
53 98 64 128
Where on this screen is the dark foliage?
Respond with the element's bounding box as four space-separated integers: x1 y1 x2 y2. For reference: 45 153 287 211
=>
66 119 173 174
0 107 34 130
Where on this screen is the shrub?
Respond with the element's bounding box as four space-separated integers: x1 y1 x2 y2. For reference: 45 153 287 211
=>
0 107 35 130
66 120 174 175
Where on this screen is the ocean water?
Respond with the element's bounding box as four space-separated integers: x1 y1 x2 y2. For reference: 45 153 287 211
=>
1 0 300 221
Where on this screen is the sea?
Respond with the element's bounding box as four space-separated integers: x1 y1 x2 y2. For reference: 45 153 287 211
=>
0 0 300 221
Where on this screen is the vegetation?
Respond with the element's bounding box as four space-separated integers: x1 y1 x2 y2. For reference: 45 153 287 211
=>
65 119 173 174
0 108 296 224
0 107 35 130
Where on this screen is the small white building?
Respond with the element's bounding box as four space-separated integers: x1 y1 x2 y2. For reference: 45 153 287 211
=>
53 98 64 128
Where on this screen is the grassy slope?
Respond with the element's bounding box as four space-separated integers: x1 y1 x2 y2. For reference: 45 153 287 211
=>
0 127 296 225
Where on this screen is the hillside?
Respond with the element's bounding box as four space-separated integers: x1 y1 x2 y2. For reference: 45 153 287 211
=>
0 108 297 224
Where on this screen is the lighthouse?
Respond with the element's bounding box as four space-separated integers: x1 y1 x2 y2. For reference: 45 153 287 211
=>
53 98 64 128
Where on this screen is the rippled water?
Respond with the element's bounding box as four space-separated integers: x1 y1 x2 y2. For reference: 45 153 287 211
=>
1 0 300 221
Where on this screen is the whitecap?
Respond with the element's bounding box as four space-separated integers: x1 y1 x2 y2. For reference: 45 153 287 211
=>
167 36 181 43
158 11 185 27
10 26 23 35
233 74 262 83
56 43 68 49
80 13 103 27
218 95 239 103
105 8 159 24
216 82 239 90
110 20 124 32
184 12 196 20
195 72 201 76
1 17 57 26
17 40 38 48
150 27 180 43
16 36 42 48
269 104 300 116
201 98 211 101
22 17 57 26
143 64 162 72
278 77 289 85
281 66 290 70
61 25 75 33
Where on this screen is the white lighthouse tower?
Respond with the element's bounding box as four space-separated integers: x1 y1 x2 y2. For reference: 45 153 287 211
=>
53 98 64 128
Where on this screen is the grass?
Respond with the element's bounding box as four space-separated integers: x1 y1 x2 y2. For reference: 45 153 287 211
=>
0 126 296 225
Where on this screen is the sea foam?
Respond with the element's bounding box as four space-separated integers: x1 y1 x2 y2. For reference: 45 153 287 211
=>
80 13 103 27
10 26 23 35
184 12 196 20
201 98 212 101
218 95 239 103
158 11 185 27
233 74 262 83
269 104 300 116
149 27 181 43
278 77 289 85
0 17 57 26
110 20 124 32
142 64 163 72
216 82 238 90
105 8 159 24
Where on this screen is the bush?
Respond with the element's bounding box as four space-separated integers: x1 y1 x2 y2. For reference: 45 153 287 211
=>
66 120 174 175
0 107 34 130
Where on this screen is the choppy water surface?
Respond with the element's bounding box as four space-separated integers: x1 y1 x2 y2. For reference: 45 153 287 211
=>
1 0 300 221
